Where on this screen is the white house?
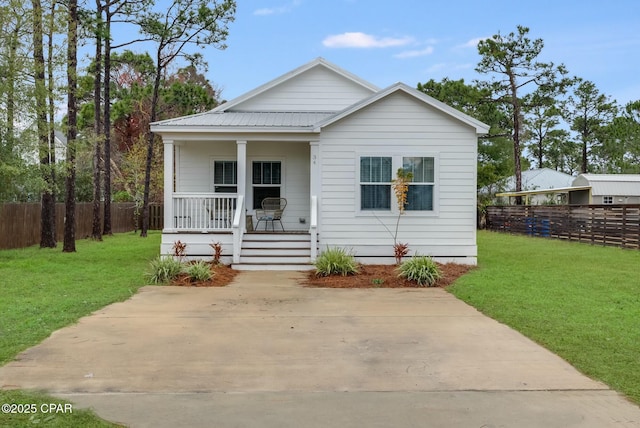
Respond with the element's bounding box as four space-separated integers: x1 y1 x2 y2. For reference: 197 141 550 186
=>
150 58 489 269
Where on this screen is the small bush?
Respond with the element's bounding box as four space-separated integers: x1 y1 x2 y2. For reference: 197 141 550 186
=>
183 260 213 282
397 255 442 286
315 247 359 277
146 256 183 284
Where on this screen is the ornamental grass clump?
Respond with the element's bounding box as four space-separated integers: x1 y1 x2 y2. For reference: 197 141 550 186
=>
183 260 213 282
397 255 442 286
315 247 359 277
145 256 183 284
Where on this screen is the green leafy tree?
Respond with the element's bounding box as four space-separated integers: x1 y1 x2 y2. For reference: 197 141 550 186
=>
416 77 513 196
476 26 570 201
138 0 236 237
522 84 571 170
563 79 618 173
599 101 640 173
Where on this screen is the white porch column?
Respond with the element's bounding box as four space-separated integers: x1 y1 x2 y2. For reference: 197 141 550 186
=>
309 141 320 261
236 140 247 230
309 141 320 201
163 139 174 231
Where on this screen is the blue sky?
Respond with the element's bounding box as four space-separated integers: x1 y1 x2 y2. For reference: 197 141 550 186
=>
141 0 640 106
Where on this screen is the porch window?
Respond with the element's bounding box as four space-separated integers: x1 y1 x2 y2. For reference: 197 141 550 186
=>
360 156 392 210
213 161 237 193
252 161 281 209
403 157 434 211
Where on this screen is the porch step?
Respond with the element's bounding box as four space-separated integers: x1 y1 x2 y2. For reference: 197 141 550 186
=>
233 232 316 271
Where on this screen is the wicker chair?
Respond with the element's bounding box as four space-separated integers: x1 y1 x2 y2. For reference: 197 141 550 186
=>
255 197 287 231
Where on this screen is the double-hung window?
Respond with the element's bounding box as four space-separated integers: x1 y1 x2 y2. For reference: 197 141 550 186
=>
252 161 282 209
358 155 436 212
213 161 237 193
360 156 392 210
403 157 434 211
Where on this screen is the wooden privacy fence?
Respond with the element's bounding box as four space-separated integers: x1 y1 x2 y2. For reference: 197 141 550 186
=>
486 204 640 250
0 203 165 250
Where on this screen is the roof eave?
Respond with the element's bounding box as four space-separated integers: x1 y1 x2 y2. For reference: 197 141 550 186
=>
150 125 319 134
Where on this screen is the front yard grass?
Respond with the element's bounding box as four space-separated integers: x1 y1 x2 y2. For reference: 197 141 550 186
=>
449 230 640 404
0 232 160 427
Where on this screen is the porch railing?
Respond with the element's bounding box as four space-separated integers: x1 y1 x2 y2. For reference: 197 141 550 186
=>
172 193 238 231
232 195 245 264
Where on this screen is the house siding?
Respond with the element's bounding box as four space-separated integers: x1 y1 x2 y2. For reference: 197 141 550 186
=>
233 66 375 112
318 91 478 262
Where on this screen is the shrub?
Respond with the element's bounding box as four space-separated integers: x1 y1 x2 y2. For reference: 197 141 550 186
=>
209 242 223 265
397 255 442 287
145 256 183 284
172 240 187 261
315 247 359 277
183 260 213 282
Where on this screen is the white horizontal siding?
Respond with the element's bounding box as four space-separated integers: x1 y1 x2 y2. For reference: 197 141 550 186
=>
233 66 374 112
317 91 477 259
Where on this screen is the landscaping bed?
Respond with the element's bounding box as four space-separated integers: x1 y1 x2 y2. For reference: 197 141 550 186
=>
304 263 474 288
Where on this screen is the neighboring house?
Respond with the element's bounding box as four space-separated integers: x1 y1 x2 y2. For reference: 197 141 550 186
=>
150 58 489 269
489 168 575 205
570 174 640 204
496 173 640 205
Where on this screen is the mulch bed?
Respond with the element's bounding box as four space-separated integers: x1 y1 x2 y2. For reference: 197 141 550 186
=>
303 263 475 288
169 262 474 288
171 264 240 287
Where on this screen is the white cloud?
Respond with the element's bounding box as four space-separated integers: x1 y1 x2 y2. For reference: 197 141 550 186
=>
253 0 301 16
322 32 414 48
394 46 435 59
458 37 488 49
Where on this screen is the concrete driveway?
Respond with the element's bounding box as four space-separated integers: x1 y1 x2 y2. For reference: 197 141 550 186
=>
2 271 639 427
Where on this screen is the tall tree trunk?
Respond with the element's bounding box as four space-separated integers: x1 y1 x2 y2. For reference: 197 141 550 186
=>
140 66 162 237
102 6 112 235
91 0 103 241
63 0 78 252
510 76 523 205
46 0 57 234
33 0 56 248
581 140 588 173
6 25 18 155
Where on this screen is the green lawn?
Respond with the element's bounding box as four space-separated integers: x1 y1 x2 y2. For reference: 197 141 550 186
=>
449 230 640 404
0 232 159 427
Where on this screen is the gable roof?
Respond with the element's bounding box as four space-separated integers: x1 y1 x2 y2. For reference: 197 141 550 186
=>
314 83 490 134
212 57 380 113
151 60 490 135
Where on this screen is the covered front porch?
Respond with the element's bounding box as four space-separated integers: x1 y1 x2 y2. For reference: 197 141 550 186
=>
161 138 320 267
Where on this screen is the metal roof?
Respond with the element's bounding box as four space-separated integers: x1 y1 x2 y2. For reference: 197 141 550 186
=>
573 174 640 196
154 111 335 128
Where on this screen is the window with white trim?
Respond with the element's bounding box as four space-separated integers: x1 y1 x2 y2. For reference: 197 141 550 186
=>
358 155 436 212
360 156 392 210
603 195 613 204
252 161 282 209
403 157 434 211
213 161 237 193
